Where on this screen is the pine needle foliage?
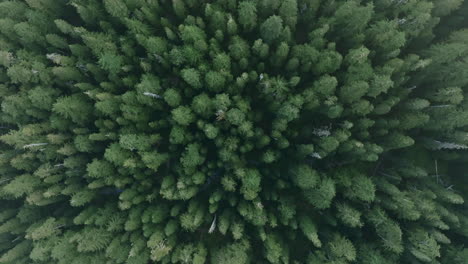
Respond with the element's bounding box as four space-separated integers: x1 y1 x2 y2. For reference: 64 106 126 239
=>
0 0 467 263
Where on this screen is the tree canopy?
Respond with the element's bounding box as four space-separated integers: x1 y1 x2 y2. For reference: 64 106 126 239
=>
0 0 467 263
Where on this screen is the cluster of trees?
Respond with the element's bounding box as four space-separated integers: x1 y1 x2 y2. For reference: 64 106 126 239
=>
0 0 467 263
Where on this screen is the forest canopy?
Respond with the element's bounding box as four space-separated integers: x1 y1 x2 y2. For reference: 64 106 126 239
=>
0 0 468 263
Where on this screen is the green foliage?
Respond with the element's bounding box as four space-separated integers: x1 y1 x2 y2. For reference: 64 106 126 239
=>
103 0 129 18
290 164 319 189
0 0 467 263
52 95 93 125
172 106 195 126
260 16 283 43
304 177 336 209
181 68 202 89
69 227 112 252
211 240 250 264
238 1 257 32
163 88 182 107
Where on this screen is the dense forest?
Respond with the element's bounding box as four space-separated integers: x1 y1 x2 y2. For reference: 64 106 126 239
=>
0 0 467 263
